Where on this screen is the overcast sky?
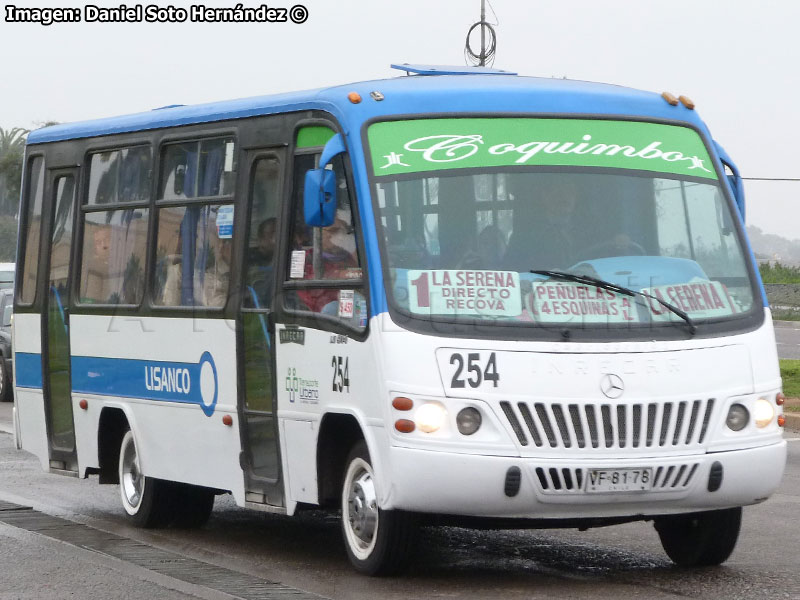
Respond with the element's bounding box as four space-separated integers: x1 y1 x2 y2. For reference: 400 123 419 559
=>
2 0 798 239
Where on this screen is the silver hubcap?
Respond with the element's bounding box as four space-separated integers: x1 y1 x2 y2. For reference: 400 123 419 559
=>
346 462 378 550
120 433 143 510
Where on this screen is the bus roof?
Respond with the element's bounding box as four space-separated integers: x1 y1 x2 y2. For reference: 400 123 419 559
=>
26 71 705 145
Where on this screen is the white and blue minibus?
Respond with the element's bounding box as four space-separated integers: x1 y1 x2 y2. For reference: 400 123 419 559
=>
13 64 786 574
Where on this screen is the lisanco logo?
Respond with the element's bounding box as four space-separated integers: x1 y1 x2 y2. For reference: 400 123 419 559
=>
388 134 712 173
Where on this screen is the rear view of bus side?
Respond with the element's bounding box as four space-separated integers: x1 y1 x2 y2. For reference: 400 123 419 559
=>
13 66 786 575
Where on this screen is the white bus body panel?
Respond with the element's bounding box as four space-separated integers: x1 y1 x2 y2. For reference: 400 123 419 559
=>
11 313 246 502
13 313 49 471
361 309 785 519
68 314 245 502
275 325 387 508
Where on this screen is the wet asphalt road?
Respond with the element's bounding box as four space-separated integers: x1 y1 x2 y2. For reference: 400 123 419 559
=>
775 320 800 360
0 417 798 600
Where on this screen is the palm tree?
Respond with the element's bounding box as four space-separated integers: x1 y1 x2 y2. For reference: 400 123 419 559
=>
0 127 28 153
0 126 29 216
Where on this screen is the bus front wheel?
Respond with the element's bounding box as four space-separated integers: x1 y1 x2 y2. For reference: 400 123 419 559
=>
340 440 416 575
654 507 742 567
118 430 175 528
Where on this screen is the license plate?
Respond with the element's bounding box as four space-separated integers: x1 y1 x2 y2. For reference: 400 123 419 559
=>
586 468 653 493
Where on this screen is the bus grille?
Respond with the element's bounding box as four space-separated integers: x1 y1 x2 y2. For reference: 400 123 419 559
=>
499 399 715 451
534 463 699 494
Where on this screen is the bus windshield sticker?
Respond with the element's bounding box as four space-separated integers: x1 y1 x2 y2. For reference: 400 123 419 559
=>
368 118 717 180
408 270 522 317
528 281 639 324
641 279 738 320
290 250 306 278
338 289 355 318
216 205 234 239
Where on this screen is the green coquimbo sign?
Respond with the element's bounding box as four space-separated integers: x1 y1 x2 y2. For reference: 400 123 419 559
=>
368 118 718 180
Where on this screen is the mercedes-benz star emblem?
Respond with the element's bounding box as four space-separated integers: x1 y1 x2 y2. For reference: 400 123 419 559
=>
600 374 625 399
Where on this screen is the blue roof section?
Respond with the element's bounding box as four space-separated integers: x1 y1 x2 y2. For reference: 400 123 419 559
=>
26 73 706 145
390 63 517 75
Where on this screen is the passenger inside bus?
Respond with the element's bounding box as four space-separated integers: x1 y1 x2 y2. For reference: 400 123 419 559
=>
296 212 360 314
202 236 231 307
457 224 507 270
245 217 277 308
504 180 579 271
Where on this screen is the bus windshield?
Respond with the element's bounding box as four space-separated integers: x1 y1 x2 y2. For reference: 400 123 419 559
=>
368 117 756 329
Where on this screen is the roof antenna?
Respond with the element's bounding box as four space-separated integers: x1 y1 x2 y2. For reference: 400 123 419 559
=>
465 0 497 67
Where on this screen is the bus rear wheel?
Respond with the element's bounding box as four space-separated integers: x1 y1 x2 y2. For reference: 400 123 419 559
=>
654 507 742 567
118 430 175 528
171 484 215 528
341 441 416 576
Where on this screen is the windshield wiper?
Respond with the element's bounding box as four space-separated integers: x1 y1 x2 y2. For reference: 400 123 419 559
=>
530 269 697 335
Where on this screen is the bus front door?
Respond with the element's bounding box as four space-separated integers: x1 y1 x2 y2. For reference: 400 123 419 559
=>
41 170 78 472
237 152 284 507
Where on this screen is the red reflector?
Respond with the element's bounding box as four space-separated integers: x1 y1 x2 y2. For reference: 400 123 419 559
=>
394 419 415 433
222 415 233 426
78 399 88 410
392 397 413 411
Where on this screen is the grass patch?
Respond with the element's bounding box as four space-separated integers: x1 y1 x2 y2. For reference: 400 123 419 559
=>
772 310 800 322
760 262 800 284
780 359 800 399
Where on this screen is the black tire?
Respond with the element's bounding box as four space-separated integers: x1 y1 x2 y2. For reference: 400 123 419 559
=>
654 507 742 567
0 359 9 403
341 440 417 576
118 430 176 528
170 484 215 528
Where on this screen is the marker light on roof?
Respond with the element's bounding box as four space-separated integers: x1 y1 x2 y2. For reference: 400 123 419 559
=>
661 92 679 106
347 92 362 104
679 95 696 110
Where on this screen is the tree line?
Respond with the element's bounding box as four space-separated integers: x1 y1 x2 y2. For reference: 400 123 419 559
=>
0 126 28 261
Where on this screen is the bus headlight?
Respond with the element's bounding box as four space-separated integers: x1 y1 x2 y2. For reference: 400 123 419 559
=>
416 403 446 433
754 398 775 428
456 407 482 435
726 404 749 431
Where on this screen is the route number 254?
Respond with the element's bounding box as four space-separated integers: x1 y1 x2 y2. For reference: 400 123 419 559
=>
449 352 499 389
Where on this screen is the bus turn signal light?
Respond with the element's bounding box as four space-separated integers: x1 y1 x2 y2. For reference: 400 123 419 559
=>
222 415 233 427
661 92 679 106
348 92 362 104
392 397 413 411
776 393 786 406
79 399 88 410
395 419 415 433
778 415 786 427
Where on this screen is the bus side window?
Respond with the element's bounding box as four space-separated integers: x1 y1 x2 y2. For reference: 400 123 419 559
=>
284 153 366 328
79 147 151 305
153 138 237 308
243 157 281 309
18 157 46 304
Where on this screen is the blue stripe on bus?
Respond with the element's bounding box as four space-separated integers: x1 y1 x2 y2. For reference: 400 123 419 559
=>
71 353 218 416
13 352 219 416
15 352 43 389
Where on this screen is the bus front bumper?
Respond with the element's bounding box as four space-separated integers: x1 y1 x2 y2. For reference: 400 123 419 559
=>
384 441 787 519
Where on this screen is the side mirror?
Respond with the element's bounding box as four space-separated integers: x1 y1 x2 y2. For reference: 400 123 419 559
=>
713 140 745 220
304 169 336 227
302 133 347 228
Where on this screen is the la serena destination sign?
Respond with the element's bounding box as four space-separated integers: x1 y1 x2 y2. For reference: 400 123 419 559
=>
368 118 718 180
